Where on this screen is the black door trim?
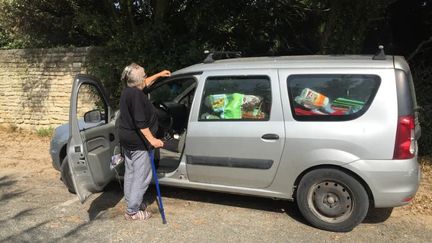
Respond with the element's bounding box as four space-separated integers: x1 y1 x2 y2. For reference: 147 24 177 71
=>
186 155 273 170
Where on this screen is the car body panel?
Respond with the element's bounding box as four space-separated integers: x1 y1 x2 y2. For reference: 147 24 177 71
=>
343 158 421 207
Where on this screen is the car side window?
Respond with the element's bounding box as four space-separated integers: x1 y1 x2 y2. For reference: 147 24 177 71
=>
199 76 271 121
287 74 381 121
76 83 106 130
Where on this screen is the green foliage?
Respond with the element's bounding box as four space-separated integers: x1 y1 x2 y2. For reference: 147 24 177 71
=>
0 0 431 155
419 107 432 156
36 127 54 137
410 49 432 156
315 0 388 54
0 28 13 48
80 0 325 106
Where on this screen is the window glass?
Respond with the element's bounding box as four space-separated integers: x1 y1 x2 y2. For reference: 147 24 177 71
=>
150 78 195 104
77 84 106 130
199 76 271 121
287 74 380 121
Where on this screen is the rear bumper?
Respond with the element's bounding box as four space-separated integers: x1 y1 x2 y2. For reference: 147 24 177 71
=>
344 158 421 208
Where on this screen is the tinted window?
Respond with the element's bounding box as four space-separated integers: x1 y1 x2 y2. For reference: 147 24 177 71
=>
199 76 271 121
287 74 380 121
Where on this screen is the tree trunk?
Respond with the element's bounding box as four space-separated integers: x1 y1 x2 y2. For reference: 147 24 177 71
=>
119 0 136 33
408 35 432 61
151 0 169 25
319 2 339 54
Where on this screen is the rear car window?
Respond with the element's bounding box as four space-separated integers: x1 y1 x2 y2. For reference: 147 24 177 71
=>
199 76 271 121
287 74 381 121
406 71 418 110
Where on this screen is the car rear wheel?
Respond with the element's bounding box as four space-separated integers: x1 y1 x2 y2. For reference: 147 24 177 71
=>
60 157 76 194
296 168 369 232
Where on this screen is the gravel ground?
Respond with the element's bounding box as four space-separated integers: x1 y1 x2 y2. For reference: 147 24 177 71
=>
1 128 431 243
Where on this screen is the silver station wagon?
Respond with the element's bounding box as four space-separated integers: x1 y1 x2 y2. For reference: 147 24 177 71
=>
59 51 421 232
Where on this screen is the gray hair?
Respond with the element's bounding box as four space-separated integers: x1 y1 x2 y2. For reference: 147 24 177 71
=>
121 63 144 87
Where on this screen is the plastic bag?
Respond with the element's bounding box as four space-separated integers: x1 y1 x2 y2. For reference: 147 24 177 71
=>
205 93 264 119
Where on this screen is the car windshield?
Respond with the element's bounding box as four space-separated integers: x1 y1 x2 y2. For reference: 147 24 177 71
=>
150 78 195 103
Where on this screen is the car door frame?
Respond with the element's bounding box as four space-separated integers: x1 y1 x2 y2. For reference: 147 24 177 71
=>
67 74 115 203
184 69 286 189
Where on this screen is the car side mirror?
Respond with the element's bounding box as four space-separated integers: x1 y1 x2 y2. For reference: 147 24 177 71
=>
84 109 103 123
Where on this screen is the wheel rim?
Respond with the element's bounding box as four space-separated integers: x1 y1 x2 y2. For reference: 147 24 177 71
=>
307 180 354 223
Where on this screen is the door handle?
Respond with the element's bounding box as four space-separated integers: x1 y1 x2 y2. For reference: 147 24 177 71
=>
261 134 279 140
109 133 115 142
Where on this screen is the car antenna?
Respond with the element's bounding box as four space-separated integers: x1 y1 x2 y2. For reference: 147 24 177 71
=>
203 50 242 63
372 45 386 60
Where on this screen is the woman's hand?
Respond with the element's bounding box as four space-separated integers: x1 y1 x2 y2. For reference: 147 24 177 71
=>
158 70 171 78
141 128 164 148
149 138 164 148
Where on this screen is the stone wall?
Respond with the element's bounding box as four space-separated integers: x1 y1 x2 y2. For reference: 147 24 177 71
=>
0 47 94 130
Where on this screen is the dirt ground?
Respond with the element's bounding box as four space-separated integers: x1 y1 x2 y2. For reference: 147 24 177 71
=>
1 128 432 242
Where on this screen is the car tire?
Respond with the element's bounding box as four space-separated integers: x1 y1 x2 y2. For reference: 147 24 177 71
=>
296 168 369 232
60 157 76 194
365 207 394 223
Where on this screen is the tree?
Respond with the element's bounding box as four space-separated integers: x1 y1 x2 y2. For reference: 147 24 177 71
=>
312 0 389 54
1 0 431 155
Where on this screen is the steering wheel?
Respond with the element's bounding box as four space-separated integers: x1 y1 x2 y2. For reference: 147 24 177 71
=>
153 102 174 135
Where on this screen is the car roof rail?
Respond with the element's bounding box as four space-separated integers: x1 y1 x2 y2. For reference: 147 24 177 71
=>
372 45 386 60
203 50 242 63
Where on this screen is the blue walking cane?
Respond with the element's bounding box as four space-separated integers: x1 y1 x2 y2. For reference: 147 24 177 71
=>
149 149 167 224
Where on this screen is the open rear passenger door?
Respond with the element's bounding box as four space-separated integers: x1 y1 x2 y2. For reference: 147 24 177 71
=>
67 74 119 203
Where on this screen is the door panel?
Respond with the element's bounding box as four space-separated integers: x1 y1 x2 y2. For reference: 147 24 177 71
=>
83 124 118 188
185 70 285 188
67 74 117 203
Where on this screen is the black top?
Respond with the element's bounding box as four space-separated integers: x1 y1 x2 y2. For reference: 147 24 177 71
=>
119 86 158 151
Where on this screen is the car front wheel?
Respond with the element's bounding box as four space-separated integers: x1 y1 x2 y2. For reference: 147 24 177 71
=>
296 168 369 232
60 157 76 194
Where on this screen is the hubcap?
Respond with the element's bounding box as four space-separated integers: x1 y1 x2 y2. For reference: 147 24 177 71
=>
307 181 354 223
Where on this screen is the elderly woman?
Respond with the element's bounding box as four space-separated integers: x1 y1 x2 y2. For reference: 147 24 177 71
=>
119 63 170 220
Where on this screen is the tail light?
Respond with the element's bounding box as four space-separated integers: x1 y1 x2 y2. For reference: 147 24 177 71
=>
393 115 415 159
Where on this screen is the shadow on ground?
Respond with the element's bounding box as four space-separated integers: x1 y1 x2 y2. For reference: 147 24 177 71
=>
88 181 124 221
0 175 28 206
45 222 92 243
0 175 17 188
0 208 39 225
146 185 307 224
85 180 394 228
0 220 51 242
149 185 394 227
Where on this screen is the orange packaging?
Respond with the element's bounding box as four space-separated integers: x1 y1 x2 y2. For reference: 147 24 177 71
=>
297 88 329 108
